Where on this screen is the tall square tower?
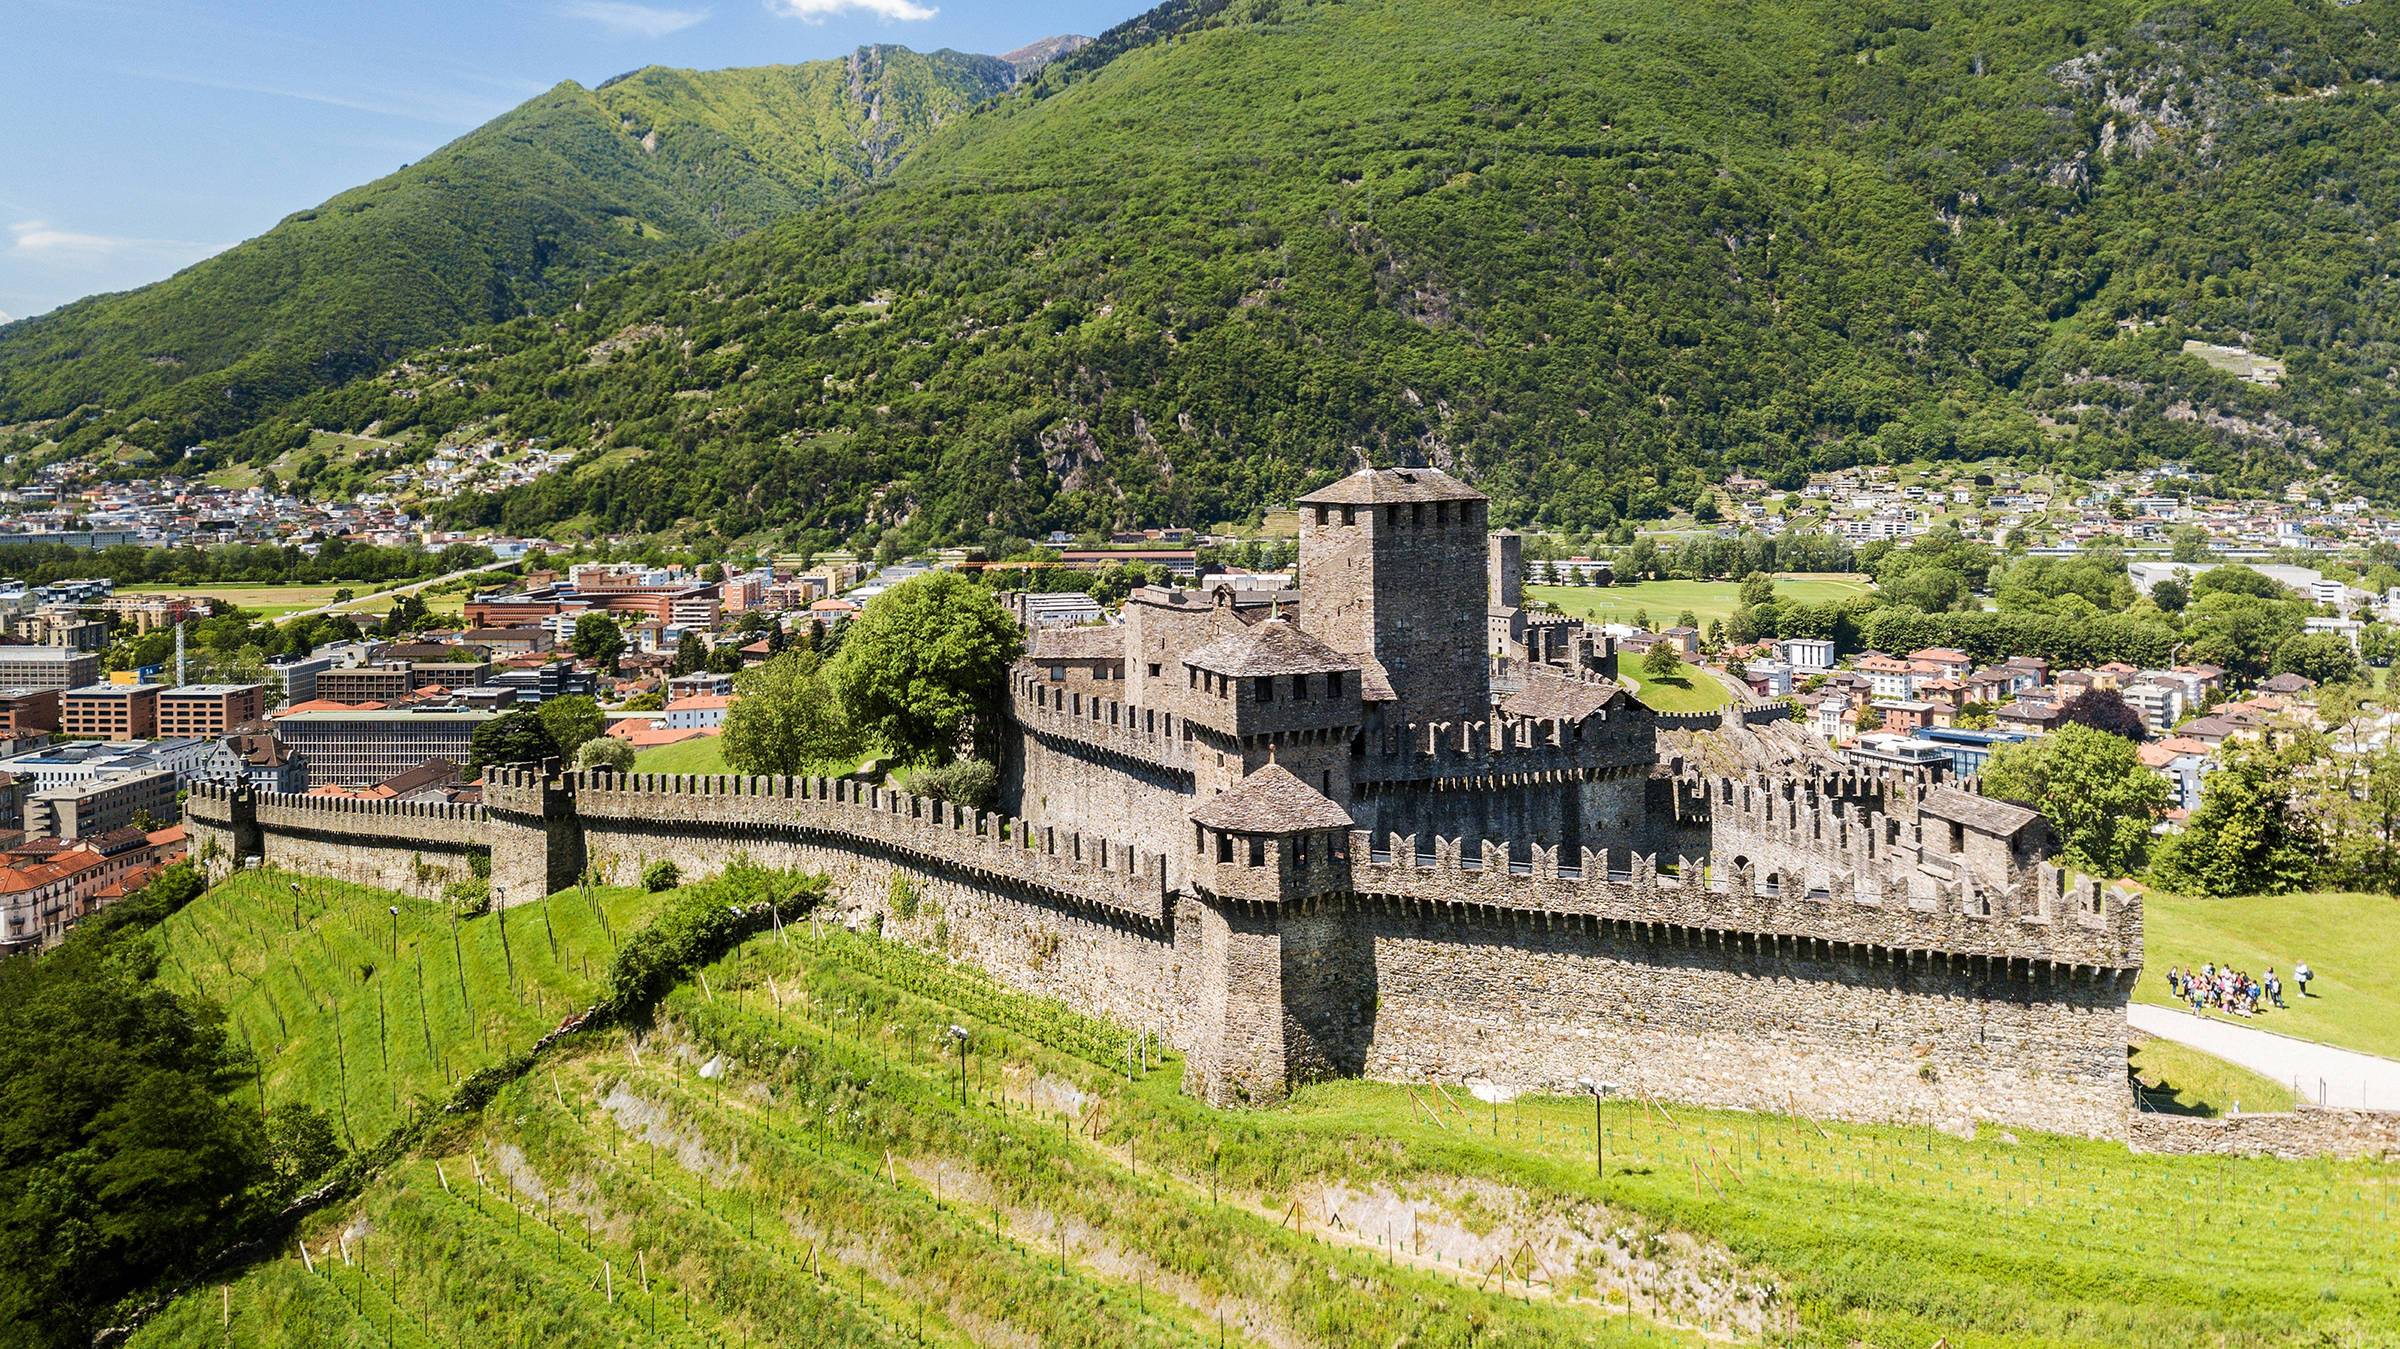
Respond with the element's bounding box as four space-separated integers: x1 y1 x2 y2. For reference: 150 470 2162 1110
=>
1295 468 1490 726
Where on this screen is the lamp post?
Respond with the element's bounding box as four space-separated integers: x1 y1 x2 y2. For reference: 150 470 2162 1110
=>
290 881 302 931
387 905 400 958
1577 1078 1618 1178
947 1024 968 1104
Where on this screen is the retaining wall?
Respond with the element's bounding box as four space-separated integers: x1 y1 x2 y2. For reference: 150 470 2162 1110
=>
2128 1106 2400 1160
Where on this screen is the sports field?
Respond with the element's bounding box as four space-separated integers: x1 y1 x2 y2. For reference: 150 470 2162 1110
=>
1527 575 1870 629
136 583 352 621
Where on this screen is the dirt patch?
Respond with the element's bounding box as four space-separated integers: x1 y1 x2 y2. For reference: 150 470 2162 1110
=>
1309 1176 1787 1337
597 1079 736 1182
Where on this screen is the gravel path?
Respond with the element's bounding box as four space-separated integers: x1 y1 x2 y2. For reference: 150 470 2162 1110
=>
2128 1002 2400 1111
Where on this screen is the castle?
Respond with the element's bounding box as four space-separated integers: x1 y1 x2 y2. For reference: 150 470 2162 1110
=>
187 467 2142 1138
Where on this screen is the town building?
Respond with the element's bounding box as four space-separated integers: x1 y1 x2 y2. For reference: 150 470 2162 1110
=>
316 663 422 704
270 708 493 786
0 647 101 691
0 688 62 738
156 684 267 740
25 769 177 840
61 683 163 740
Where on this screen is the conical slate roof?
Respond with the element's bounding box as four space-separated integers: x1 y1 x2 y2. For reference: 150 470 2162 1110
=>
1189 763 1354 834
1184 618 1359 678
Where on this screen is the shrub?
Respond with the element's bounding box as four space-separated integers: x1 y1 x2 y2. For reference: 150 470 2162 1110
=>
643 859 682 892
576 736 636 773
901 758 1000 811
442 877 492 915
890 871 922 921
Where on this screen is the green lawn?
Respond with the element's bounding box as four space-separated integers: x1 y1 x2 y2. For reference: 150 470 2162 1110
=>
2129 1036 2300 1115
1620 669 1733 713
2137 890 2400 1061
632 733 729 773
1526 574 1870 629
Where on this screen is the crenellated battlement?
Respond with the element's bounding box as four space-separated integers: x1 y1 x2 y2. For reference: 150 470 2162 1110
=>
1009 671 1193 774
1355 710 1655 785
486 766 1173 927
1348 829 2139 971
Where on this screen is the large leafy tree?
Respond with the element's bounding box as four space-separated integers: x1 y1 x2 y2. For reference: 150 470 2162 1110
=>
2059 687 2147 741
826 573 1022 766
570 613 626 672
467 708 560 774
1980 724 2168 878
2152 738 2323 898
721 649 860 776
536 694 605 762
2270 632 2364 686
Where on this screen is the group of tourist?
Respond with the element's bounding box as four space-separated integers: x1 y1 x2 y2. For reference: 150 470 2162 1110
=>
2165 960 2312 1017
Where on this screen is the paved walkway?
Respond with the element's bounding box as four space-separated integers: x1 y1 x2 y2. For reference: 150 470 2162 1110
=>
2128 1002 2400 1111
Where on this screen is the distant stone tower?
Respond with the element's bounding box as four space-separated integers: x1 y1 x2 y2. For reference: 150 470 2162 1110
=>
1296 467 1490 726
1489 530 1522 610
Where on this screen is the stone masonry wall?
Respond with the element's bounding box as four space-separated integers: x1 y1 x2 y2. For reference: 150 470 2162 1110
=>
185 783 485 900
2127 1106 2400 1160
1348 898 2134 1138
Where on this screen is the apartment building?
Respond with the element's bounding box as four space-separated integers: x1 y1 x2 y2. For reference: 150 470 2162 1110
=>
0 647 101 691
24 768 177 840
270 708 492 786
411 661 495 691
0 688 62 738
61 683 162 740
156 684 266 739
315 663 422 704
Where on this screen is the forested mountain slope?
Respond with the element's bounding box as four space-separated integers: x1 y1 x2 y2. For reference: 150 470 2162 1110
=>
392 0 2400 545
0 45 1030 437
18 0 2400 549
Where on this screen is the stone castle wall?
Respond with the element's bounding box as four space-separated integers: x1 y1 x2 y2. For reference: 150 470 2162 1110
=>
1348 899 2132 1137
185 782 486 899
188 760 2147 1137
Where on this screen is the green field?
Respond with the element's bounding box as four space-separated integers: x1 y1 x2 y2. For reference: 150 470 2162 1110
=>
1620 669 1733 713
117 870 2400 1349
138 583 351 621
2136 890 2400 1061
632 733 730 774
1526 575 1871 629
2129 1036 2300 1115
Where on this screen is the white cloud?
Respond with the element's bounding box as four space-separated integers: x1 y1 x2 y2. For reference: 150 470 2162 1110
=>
10 220 224 265
0 311 12 324
560 1 711 37
766 0 936 23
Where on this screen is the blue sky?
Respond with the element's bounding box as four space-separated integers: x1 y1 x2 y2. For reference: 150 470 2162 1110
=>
0 0 1146 322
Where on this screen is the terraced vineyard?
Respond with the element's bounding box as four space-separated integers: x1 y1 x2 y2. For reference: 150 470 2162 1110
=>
127 873 2400 1348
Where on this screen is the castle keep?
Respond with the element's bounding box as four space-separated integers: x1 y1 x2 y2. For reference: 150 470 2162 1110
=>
187 468 2143 1138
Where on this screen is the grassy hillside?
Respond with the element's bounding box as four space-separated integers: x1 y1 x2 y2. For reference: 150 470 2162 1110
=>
633 732 731 774
114 866 2400 1349
0 45 1023 448
255 0 2400 550
2135 890 2400 1061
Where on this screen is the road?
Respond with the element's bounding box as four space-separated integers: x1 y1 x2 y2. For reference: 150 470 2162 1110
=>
285 558 519 621
2128 1002 2400 1111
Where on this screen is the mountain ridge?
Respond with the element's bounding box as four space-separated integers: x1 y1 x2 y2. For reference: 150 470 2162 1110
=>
0 40 1079 437
10 0 2400 548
